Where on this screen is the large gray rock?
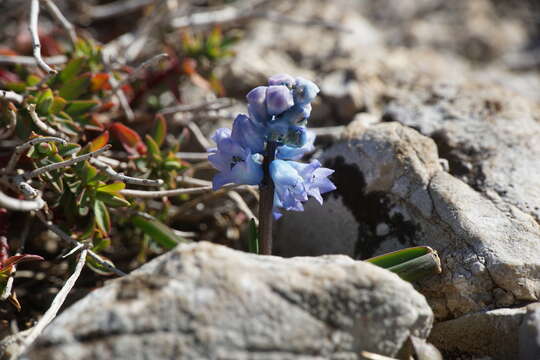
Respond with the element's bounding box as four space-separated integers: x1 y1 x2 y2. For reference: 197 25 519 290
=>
275 122 540 319
429 306 528 359
25 242 433 360
520 303 540 360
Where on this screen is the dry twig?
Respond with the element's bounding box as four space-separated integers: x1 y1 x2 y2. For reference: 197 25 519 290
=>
23 144 112 180
90 158 164 186
43 0 77 45
11 249 88 359
4 136 67 174
187 122 212 150
120 185 214 198
0 90 23 104
111 53 169 94
29 0 57 75
0 54 67 66
37 212 126 277
159 98 235 115
0 190 45 212
26 104 63 138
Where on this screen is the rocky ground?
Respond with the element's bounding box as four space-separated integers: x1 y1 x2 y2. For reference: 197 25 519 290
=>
3 0 540 359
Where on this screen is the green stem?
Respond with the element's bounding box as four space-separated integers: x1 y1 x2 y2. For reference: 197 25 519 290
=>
258 141 277 255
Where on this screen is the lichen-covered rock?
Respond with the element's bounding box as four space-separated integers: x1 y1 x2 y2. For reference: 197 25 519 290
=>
25 242 433 360
275 122 540 319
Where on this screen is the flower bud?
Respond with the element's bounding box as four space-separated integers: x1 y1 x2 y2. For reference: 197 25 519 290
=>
268 74 295 88
266 85 294 116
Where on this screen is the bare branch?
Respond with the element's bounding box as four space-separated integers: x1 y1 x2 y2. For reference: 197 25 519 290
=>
24 144 112 180
176 175 211 187
43 0 77 45
88 0 155 20
0 90 23 104
0 54 67 66
112 53 169 94
29 0 57 75
0 190 45 211
0 108 17 140
187 122 212 149
5 136 67 174
26 104 64 138
159 98 235 115
13 249 88 358
175 152 209 161
36 212 127 277
13 176 39 199
120 185 214 198
103 53 135 121
228 191 258 225
90 158 163 186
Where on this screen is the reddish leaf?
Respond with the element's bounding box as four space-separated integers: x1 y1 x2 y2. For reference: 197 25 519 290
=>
0 254 44 271
182 58 197 75
90 73 111 92
110 123 147 155
98 101 115 112
0 48 18 56
0 236 8 264
89 131 110 151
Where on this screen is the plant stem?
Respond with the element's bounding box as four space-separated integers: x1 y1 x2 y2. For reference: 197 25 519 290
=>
259 141 277 255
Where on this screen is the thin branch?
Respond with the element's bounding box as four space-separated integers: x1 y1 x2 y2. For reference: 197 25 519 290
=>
0 54 67 66
159 98 235 115
90 158 163 186
0 90 23 104
36 212 127 277
175 152 209 161
13 249 87 358
0 108 17 140
43 0 77 45
176 175 211 187
23 144 111 180
0 190 45 211
0 276 14 301
170 1 350 32
88 0 155 20
120 185 214 198
29 0 57 75
111 53 169 94
228 191 258 225
5 136 67 174
13 176 39 199
187 122 212 149
27 104 63 138
101 48 135 121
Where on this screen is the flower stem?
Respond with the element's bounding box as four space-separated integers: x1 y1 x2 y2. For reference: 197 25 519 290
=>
259 141 277 255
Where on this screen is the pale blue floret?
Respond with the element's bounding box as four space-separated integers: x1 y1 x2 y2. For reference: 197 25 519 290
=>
208 127 263 190
210 74 335 215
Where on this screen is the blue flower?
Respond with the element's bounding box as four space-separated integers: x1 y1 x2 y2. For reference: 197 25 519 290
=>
287 160 336 204
270 160 308 211
293 77 320 106
268 74 295 88
277 130 316 160
208 127 263 190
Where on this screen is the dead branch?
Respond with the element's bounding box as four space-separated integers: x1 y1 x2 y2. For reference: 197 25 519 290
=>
26 104 64 138
0 54 67 66
111 53 169 94
90 158 164 186
29 0 57 75
0 90 23 104
4 136 67 174
43 0 77 45
23 144 112 180
0 190 45 211
120 185 214 198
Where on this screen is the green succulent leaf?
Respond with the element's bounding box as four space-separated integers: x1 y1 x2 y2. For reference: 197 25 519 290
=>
132 215 185 250
65 100 99 115
93 200 111 234
59 74 91 100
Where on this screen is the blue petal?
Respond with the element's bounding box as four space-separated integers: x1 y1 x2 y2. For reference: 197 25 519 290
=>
268 74 295 88
294 77 320 106
246 86 269 125
266 86 294 116
230 114 265 153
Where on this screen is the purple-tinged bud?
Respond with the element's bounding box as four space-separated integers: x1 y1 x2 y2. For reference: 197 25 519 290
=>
246 86 268 124
293 77 320 106
266 85 294 116
268 74 295 88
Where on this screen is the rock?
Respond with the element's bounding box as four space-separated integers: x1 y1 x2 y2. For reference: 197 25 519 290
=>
26 242 433 360
429 306 528 359
275 122 540 319
520 303 540 360
320 70 364 123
